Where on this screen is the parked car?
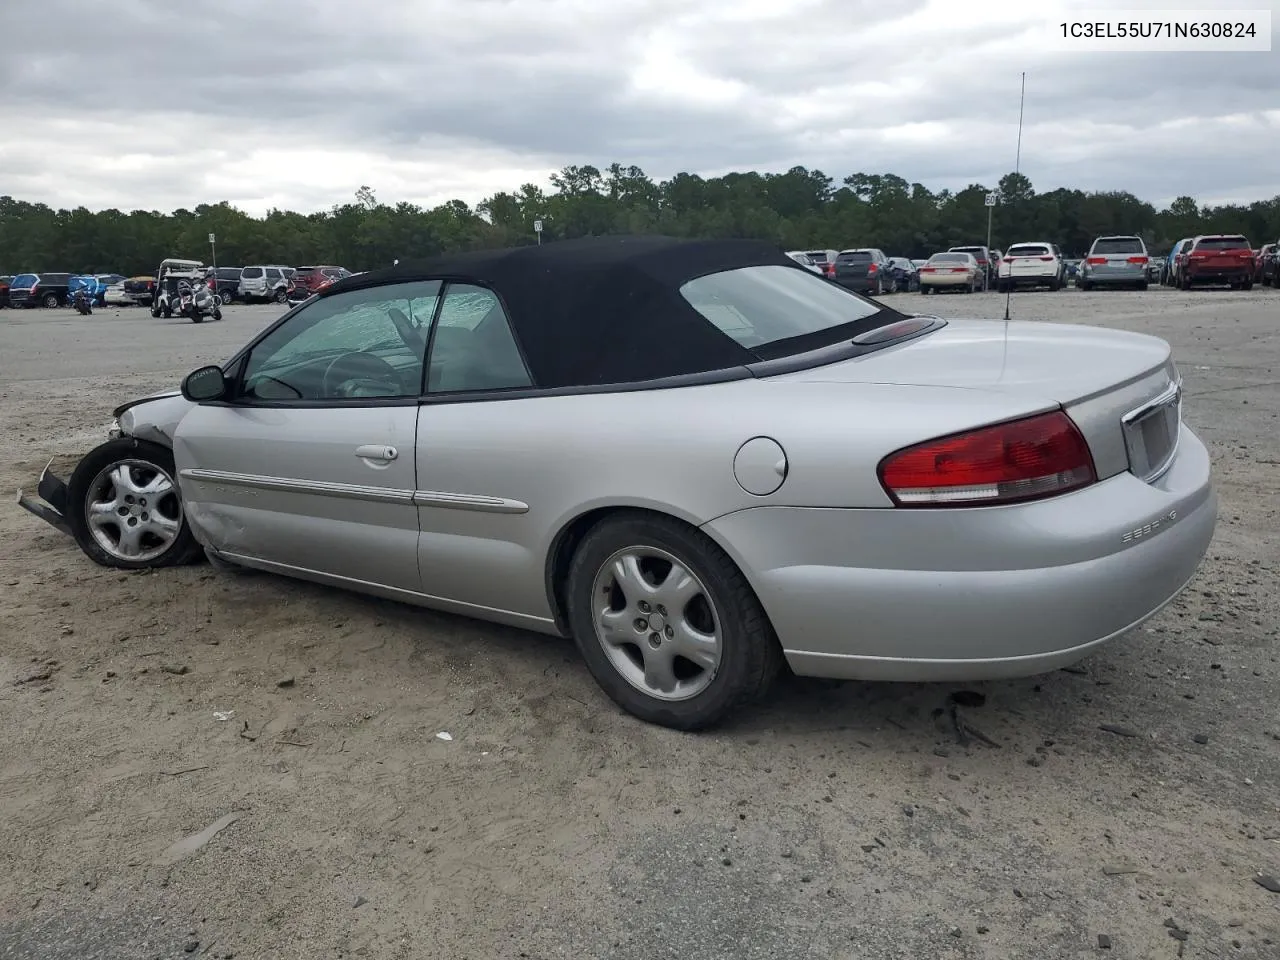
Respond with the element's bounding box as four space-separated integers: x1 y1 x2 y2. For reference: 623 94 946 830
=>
947 246 995 288
798 249 839 280
1078 236 1150 291
996 242 1066 291
919 252 983 293
292 265 352 297
0 276 10 308
1178 235 1254 290
1254 243 1277 285
104 280 135 306
784 251 823 274
14 234 1216 730
124 275 156 305
886 257 919 292
8 272 72 308
833 248 895 295
238 265 293 303
1165 238 1194 286
203 267 243 304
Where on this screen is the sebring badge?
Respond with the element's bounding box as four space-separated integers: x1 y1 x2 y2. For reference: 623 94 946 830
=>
1121 510 1178 544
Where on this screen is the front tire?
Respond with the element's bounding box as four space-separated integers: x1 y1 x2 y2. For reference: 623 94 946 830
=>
565 512 783 730
275 289 289 304
64 438 204 570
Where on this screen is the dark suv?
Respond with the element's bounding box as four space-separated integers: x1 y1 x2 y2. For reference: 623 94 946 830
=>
9 272 73 308
205 266 243 303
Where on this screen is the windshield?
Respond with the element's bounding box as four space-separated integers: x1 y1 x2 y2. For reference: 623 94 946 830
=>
679 265 886 358
1194 236 1250 250
1091 237 1145 255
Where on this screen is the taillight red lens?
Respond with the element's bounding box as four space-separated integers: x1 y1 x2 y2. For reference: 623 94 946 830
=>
867 263 878 273
1039 255 1054 261
878 411 1096 507
1086 257 1106 265
1127 256 1148 264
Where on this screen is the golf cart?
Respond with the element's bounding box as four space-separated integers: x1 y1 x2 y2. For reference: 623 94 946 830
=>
150 259 206 318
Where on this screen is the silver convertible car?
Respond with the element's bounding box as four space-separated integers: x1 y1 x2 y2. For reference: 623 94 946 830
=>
16 236 1217 730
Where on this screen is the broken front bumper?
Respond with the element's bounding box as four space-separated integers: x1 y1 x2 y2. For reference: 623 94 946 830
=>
15 458 73 536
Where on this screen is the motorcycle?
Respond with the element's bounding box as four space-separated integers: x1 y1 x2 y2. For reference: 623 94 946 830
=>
176 279 222 324
72 288 94 316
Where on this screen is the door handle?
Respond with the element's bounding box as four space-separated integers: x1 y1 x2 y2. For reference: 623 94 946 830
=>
355 444 397 461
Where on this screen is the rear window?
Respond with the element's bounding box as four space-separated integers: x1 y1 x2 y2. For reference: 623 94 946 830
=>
680 264 882 353
12 273 38 287
836 251 873 262
950 247 984 255
265 268 282 279
1091 237 1145 255
929 254 970 264
42 273 71 283
1007 245 1050 257
802 251 830 262
322 267 346 277
241 267 264 279
216 267 240 279
1194 236 1250 250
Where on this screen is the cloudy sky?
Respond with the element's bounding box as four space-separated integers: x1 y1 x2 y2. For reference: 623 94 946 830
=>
1 0 1276 216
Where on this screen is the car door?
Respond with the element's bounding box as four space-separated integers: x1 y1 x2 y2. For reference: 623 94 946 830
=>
173 280 442 593
411 282 550 628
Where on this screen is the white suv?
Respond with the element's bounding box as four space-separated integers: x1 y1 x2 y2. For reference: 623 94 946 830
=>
238 264 293 303
996 242 1066 292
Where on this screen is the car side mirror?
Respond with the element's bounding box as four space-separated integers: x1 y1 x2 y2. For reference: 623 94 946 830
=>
182 364 228 402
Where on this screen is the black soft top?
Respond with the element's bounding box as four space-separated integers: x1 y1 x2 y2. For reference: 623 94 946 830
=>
325 235 822 388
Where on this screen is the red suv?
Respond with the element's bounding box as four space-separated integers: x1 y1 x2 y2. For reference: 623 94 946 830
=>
292 265 351 296
1179 234 1255 290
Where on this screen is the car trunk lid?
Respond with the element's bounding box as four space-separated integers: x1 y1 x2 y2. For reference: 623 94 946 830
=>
772 317 1179 482
1188 237 1252 271
1003 246 1055 276
833 252 876 282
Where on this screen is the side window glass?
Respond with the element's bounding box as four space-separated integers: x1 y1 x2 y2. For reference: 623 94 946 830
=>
427 284 532 393
239 281 440 402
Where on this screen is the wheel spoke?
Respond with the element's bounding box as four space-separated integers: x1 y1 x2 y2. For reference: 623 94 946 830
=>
597 606 635 647
654 562 701 611
611 554 655 601
88 499 119 517
137 473 174 497
109 464 143 497
670 621 720 672
143 514 180 541
640 646 678 694
115 523 144 557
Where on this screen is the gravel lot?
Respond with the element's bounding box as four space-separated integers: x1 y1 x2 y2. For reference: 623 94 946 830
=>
1 288 1278 959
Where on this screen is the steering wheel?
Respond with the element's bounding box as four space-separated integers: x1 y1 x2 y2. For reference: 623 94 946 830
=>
321 352 403 398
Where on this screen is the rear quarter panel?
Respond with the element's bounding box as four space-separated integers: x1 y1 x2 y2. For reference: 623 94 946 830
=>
412 378 1051 622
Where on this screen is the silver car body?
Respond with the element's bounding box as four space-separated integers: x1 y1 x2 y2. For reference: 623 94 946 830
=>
1081 236 1150 287
100 289 1214 683
238 264 292 300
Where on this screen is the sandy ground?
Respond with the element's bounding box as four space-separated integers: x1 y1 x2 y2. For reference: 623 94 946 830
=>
1 289 1278 960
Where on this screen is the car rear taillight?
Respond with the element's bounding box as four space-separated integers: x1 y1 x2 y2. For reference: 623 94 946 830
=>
1127 256 1148 264
1039 255 1054 261
1086 257 1106 265
920 267 936 273
867 263 877 273
877 410 1097 507
1002 256 1013 262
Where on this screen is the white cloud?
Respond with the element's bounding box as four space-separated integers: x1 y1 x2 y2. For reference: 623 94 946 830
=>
0 0 1275 215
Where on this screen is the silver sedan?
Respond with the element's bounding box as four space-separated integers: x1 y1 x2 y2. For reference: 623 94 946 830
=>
17 236 1217 730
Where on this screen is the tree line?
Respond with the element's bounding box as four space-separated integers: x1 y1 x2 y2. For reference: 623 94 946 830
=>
2 165 1278 277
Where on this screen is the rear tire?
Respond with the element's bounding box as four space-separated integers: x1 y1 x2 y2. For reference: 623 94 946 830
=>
43 293 60 309
64 438 204 570
565 511 784 730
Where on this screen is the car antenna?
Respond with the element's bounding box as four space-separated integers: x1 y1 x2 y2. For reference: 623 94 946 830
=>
1002 70 1026 324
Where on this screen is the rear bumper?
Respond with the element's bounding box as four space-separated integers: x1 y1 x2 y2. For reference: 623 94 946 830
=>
1081 269 1147 285
1186 266 1251 283
919 274 971 286
15 460 73 536
835 277 876 292
702 424 1216 682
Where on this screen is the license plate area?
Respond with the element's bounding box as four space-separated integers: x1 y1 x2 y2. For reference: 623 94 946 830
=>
1122 381 1181 483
